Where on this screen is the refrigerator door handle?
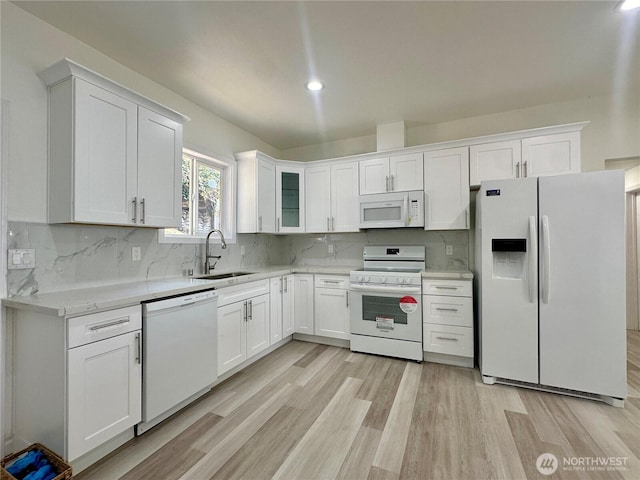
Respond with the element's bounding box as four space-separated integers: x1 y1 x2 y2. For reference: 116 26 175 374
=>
541 215 551 304
528 216 537 303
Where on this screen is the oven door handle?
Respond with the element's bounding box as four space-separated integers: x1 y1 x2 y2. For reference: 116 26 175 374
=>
349 284 421 294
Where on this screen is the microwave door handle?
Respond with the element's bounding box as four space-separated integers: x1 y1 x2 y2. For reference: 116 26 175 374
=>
403 194 409 226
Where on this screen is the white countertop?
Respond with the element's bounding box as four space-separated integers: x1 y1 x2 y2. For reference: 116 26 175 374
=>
2 264 473 317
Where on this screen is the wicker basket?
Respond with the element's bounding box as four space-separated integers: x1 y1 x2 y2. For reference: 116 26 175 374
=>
1 443 72 480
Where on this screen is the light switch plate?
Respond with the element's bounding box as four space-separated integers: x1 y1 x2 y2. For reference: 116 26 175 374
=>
445 245 454 256
8 249 36 269
132 246 142 262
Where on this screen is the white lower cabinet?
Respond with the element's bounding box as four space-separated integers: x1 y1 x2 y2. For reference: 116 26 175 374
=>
217 302 247 374
12 305 142 462
67 330 141 460
423 279 474 368
270 275 295 344
314 275 350 340
294 274 314 334
282 276 295 336
217 280 271 376
269 277 283 344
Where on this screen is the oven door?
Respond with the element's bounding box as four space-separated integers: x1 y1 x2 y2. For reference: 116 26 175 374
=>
350 284 422 341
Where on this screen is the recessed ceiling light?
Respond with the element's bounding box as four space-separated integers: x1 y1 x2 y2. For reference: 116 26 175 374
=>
306 80 324 91
618 0 640 11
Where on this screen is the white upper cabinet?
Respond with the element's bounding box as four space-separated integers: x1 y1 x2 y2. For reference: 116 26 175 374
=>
469 140 521 188
236 151 276 233
306 161 359 233
522 131 580 178
137 107 182 227
236 123 584 231
424 147 470 230
389 153 424 192
41 59 188 227
331 162 360 232
470 130 581 188
67 79 138 225
276 165 305 233
305 165 331 232
359 153 423 194
359 157 389 194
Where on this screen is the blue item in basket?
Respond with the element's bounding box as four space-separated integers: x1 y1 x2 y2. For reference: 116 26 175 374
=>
5 448 58 480
6 449 42 476
23 463 55 480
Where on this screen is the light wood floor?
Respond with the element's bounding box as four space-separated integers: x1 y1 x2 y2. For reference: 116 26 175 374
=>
77 332 640 480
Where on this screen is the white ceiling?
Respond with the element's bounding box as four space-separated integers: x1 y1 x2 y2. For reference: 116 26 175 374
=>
12 1 640 151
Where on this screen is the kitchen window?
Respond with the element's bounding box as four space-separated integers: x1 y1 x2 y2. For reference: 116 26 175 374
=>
160 148 235 244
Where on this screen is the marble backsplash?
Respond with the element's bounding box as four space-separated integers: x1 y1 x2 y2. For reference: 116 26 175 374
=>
284 229 470 270
6 222 470 297
6 222 286 296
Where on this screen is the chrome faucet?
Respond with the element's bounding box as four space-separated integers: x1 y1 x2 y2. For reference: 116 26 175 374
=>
204 229 227 273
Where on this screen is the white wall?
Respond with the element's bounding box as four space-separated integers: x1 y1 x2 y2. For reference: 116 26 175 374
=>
0 100 8 456
0 2 281 223
281 95 640 172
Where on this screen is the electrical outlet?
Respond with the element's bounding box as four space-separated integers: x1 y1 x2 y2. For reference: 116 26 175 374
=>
8 249 35 269
445 244 453 256
328 244 334 254
240 245 246 256
132 246 142 261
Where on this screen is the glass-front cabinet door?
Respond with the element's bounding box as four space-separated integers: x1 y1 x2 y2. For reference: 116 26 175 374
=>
276 165 305 233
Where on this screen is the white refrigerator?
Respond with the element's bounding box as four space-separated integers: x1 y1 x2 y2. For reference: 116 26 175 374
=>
476 170 627 405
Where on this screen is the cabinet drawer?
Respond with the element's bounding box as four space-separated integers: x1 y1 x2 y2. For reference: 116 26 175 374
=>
423 296 472 327
423 324 473 357
422 279 472 297
314 275 349 289
217 279 270 307
68 305 142 348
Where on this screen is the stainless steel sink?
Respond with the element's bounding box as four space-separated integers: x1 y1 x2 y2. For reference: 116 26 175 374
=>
195 271 255 280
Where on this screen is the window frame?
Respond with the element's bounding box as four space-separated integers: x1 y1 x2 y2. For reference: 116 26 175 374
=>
159 147 236 245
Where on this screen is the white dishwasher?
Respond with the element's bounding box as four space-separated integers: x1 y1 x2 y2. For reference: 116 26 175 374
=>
136 289 218 435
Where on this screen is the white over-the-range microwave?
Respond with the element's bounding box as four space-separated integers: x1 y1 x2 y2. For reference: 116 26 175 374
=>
359 190 425 229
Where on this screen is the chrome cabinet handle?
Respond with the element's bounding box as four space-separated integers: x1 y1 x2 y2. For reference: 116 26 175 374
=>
435 308 459 312
135 332 141 364
435 286 458 290
277 217 280 232
248 300 253 320
346 291 349 308
284 277 288 293
465 209 469 228
385 176 389 192
132 197 138 223
327 217 330 231
523 160 528 178
279 277 283 293
243 301 247 321
391 175 394 191
323 280 340 284
436 336 459 342
140 198 146 224
516 162 521 178
331 217 335 231
258 216 262 232
89 317 130 331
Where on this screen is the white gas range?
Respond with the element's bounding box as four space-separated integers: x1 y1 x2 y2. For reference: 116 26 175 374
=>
349 246 424 361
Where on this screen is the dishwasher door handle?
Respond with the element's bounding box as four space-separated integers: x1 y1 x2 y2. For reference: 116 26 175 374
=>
143 290 218 313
